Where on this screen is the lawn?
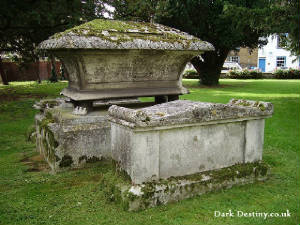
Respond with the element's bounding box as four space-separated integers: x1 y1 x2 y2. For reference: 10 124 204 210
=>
0 79 299 225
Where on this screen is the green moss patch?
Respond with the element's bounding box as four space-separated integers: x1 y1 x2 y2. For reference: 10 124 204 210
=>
100 161 269 211
53 19 200 45
36 111 59 165
59 155 73 168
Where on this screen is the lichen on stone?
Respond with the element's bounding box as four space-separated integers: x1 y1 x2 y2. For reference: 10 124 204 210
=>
100 160 269 211
36 111 60 166
59 155 73 168
38 19 215 51
229 99 271 112
108 99 274 128
53 19 196 42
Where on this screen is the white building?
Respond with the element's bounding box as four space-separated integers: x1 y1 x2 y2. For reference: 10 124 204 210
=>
258 35 300 72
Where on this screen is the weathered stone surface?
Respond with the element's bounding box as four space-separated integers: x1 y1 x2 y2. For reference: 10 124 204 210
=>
34 98 155 171
38 19 214 51
37 19 214 102
109 99 273 184
108 99 273 128
35 99 110 171
55 50 192 101
101 161 269 211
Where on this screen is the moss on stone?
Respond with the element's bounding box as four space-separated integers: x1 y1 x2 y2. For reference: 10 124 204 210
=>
86 156 101 163
259 103 266 111
79 155 102 164
37 112 59 165
38 112 55 133
236 99 251 107
53 19 200 45
26 125 36 142
79 155 87 163
167 161 268 183
41 100 60 109
59 155 73 168
100 160 269 211
110 159 132 183
100 164 129 207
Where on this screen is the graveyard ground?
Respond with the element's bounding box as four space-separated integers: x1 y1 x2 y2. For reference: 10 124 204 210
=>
0 79 299 225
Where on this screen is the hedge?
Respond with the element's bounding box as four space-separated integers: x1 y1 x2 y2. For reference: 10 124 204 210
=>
273 69 300 79
224 69 263 79
182 69 198 79
183 68 300 80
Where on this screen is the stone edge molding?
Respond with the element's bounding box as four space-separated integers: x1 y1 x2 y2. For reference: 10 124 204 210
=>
38 19 214 51
100 161 269 211
108 99 274 129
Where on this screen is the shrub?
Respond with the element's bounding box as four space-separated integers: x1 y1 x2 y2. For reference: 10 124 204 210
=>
183 69 198 79
273 68 300 79
225 69 263 79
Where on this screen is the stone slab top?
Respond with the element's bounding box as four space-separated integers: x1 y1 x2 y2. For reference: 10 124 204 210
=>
38 19 214 51
108 99 274 128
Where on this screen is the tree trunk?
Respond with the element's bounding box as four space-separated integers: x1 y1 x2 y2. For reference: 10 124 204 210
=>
49 55 58 82
191 49 230 86
0 55 9 85
35 60 41 83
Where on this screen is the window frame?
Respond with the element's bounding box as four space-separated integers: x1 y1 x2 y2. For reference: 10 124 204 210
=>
276 56 286 68
228 56 240 63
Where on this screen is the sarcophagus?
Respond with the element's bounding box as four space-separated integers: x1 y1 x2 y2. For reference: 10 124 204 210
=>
38 19 214 105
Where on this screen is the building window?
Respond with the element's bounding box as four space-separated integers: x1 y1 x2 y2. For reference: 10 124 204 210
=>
228 56 240 63
276 56 286 68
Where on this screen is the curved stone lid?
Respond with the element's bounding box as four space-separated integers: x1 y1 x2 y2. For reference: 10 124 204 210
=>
38 19 214 51
108 99 273 128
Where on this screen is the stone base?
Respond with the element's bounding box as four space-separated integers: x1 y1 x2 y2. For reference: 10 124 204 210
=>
35 105 110 171
108 100 273 184
34 98 155 172
100 161 269 211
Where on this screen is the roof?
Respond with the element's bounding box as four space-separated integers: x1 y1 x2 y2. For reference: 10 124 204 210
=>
38 19 214 51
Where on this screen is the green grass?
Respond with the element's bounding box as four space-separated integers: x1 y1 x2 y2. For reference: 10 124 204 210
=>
0 79 299 225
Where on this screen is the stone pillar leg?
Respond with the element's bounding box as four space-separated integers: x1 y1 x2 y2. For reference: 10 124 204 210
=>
155 96 168 104
72 100 93 112
168 95 179 101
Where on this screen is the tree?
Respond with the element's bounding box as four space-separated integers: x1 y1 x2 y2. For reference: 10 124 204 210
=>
108 0 276 85
223 0 299 56
107 0 160 22
274 0 299 56
0 0 105 85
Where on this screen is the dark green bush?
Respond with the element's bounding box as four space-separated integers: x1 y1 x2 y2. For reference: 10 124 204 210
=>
225 69 263 79
273 69 300 79
183 70 198 79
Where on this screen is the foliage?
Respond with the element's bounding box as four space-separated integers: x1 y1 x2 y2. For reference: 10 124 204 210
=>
0 0 105 57
0 0 105 84
225 0 299 56
273 68 300 79
225 69 263 79
108 0 273 86
182 70 198 79
49 67 58 83
0 79 299 224
224 68 300 80
274 0 299 56
106 0 160 22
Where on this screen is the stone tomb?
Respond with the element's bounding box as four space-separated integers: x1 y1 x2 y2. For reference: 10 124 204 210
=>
38 19 214 109
34 19 274 211
34 98 273 210
34 99 154 171
35 18 214 170
104 99 273 210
